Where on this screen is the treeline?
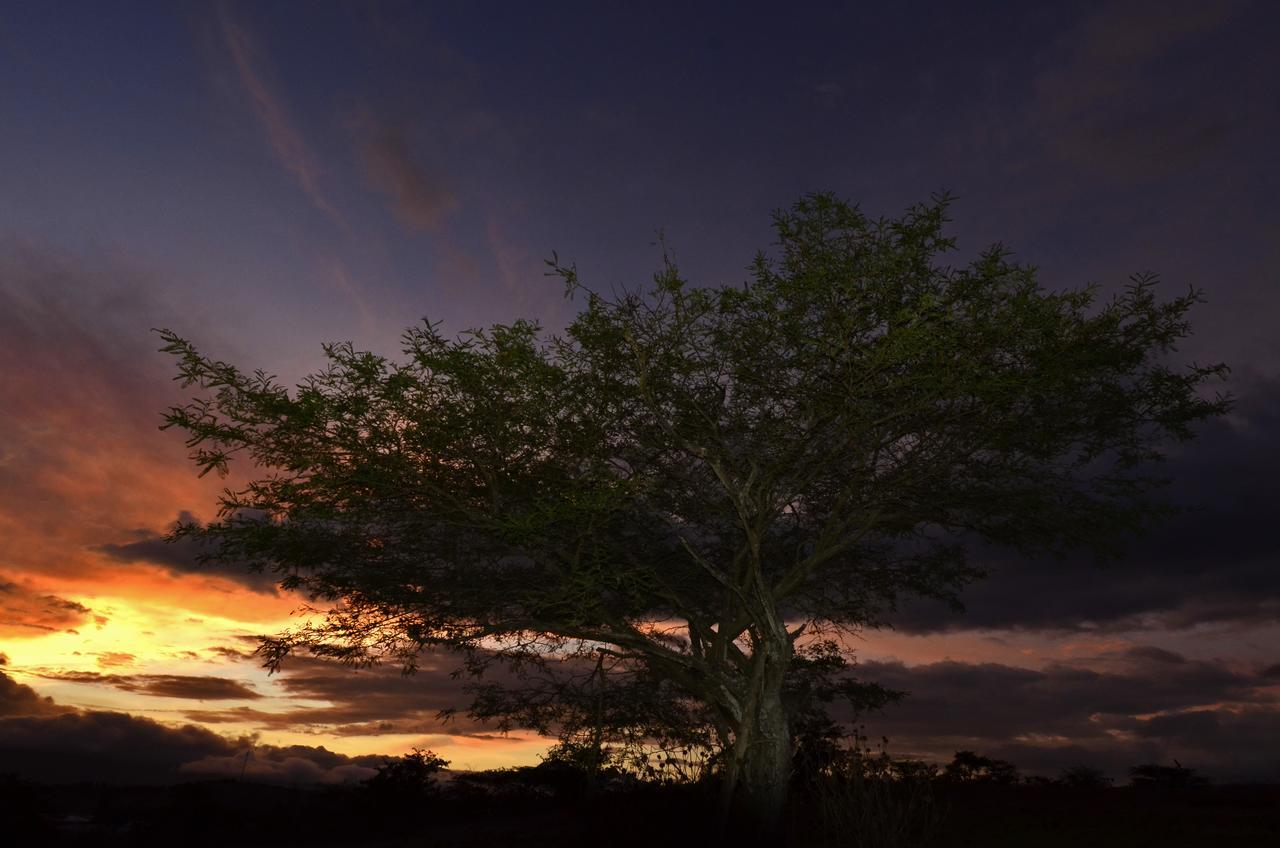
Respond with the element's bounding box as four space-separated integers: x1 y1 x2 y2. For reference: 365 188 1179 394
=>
359 743 1214 802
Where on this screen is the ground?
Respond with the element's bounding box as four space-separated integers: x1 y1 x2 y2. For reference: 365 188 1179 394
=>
3 776 1276 847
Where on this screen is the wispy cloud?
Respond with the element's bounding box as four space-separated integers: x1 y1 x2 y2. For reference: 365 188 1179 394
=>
37 670 262 700
358 121 458 233
218 5 346 228
187 650 503 736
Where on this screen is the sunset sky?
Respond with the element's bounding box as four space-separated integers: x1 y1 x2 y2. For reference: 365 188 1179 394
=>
2 1 1279 784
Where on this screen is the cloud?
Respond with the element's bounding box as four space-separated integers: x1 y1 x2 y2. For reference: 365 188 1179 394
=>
855 647 1280 781
0 672 378 784
0 244 294 624
358 122 458 233
1030 0 1249 181
0 242 221 586
218 6 346 228
0 579 94 637
36 670 262 701
93 512 281 595
892 377 1280 634
188 648 510 737
1 671 70 717
178 746 378 784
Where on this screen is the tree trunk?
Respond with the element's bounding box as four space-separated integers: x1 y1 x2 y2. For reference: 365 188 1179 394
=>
724 637 793 843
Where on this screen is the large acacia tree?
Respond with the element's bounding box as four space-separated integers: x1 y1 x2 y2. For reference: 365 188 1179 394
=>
160 194 1226 831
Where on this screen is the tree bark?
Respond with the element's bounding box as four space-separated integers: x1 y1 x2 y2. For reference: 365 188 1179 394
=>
723 636 793 844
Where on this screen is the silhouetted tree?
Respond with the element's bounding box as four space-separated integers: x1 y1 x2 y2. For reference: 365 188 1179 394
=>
942 750 1019 785
160 193 1227 834
1055 765 1113 789
365 748 449 800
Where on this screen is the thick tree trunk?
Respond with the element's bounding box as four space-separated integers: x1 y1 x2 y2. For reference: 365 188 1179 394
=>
722 637 793 843
737 691 791 834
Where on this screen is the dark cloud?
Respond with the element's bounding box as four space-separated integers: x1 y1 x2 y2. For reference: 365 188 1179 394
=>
0 672 378 784
188 649 509 737
208 644 255 661
1031 0 1253 181
93 512 281 595
0 709 230 784
893 377 1280 634
37 671 262 701
1 671 70 717
0 579 95 636
855 648 1280 782
178 745 380 785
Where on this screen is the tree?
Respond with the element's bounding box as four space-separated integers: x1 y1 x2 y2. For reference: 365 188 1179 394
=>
159 193 1227 835
365 747 450 800
941 750 1019 785
1055 764 1112 790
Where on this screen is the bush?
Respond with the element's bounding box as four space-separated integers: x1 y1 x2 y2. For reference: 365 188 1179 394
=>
802 743 946 848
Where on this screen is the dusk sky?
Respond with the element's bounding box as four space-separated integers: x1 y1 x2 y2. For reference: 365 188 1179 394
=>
2 1 1279 784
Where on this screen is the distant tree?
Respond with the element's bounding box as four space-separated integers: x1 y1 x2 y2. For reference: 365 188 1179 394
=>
365 748 449 799
160 192 1228 834
941 751 1019 785
1055 765 1113 789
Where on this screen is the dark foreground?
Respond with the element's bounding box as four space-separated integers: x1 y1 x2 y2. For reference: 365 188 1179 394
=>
3 776 1277 847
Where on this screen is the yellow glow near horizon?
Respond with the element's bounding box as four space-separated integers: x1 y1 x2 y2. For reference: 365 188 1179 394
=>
0 579 559 768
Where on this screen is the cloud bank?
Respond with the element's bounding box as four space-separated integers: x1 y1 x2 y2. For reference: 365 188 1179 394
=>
0 671 379 784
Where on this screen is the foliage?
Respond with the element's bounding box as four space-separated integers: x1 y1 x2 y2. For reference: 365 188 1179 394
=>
159 192 1228 825
1055 764 1113 789
364 748 449 798
800 734 946 848
942 750 1020 785
788 640 904 780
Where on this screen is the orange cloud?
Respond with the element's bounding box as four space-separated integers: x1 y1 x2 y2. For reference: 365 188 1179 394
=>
0 249 225 588
0 578 94 637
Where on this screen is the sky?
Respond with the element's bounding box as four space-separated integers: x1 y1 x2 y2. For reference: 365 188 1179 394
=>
1 0 1278 784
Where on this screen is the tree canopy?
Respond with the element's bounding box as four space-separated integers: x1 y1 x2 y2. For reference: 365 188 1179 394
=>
159 193 1227 830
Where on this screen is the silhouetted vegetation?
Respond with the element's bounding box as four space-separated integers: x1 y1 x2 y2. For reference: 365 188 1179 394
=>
1129 760 1211 790
160 192 1229 831
941 750 1020 785
363 747 449 803
1055 765 1114 790
5 750 1277 847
